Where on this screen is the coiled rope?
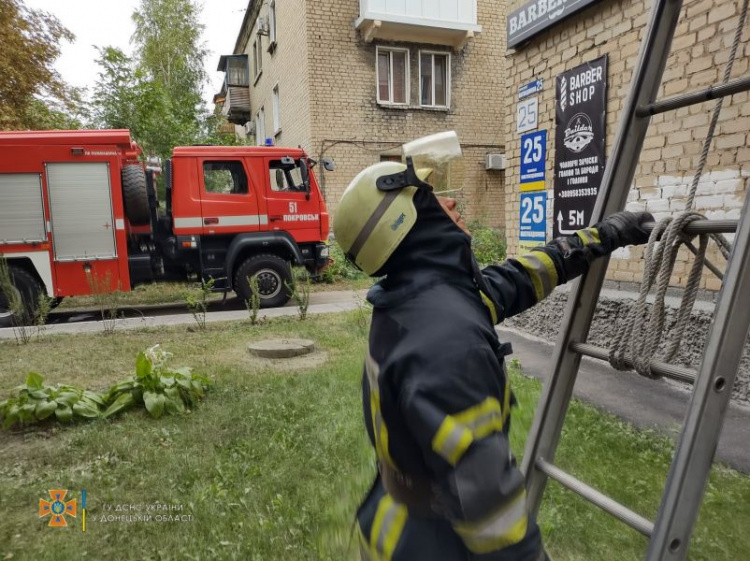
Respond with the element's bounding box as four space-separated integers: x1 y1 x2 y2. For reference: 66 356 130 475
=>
608 0 748 378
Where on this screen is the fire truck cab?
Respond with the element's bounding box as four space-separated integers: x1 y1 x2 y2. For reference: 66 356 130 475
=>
0 130 331 327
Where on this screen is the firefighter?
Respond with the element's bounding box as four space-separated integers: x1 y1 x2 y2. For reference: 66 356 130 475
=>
333 136 653 561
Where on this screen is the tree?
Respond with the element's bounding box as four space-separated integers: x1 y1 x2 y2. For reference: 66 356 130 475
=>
0 0 82 130
92 0 211 159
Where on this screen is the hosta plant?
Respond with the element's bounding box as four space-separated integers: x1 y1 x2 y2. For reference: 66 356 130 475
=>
0 372 104 428
0 346 210 429
103 345 210 420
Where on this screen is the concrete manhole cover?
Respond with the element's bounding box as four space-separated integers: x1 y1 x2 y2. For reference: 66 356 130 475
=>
248 338 316 359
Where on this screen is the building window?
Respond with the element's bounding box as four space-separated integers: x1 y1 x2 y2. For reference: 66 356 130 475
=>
380 154 402 162
272 83 281 134
376 46 409 105
203 161 248 195
255 106 266 146
420 51 450 108
225 55 249 86
269 0 277 49
253 38 262 81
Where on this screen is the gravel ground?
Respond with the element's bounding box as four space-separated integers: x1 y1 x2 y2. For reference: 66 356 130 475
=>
504 286 750 405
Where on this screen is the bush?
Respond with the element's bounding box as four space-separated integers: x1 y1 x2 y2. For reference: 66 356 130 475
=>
317 242 367 284
468 220 507 267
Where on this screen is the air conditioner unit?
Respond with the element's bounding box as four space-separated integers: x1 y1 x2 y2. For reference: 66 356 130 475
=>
485 153 507 171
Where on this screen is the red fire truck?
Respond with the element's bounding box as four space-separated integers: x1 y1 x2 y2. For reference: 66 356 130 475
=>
0 130 331 327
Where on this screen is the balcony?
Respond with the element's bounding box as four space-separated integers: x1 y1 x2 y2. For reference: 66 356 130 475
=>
216 55 251 125
356 0 481 49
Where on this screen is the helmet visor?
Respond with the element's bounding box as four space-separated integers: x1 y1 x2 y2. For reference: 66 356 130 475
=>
402 131 465 196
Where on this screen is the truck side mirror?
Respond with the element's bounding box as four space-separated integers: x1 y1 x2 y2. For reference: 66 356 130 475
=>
321 158 335 172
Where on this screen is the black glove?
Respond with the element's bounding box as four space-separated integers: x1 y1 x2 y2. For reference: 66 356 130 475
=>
597 211 654 250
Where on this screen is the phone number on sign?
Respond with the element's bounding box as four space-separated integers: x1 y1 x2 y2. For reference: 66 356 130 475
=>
559 187 599 198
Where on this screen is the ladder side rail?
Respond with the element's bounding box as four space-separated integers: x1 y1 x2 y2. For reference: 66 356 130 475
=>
646 184 750 560
522 0 686 515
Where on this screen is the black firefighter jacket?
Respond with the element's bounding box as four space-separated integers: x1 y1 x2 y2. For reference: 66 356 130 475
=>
356 189 619 561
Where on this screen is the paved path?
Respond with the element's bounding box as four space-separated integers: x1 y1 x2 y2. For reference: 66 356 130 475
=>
3 289 748 472
0 289 369 339
497 326 750 474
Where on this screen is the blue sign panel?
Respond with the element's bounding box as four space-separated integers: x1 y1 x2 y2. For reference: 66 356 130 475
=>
519 79 543 99
519 192 547 243
520 130 547 191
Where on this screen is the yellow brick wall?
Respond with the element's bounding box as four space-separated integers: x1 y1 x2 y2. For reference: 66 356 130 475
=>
302 0 508 227
504 0 750 289
240 0 313 150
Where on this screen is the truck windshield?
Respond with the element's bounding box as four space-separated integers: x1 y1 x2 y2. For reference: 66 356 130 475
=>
269 159 305 192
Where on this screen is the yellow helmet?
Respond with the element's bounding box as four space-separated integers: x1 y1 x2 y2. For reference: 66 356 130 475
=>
333 161 430 276
333 131 463 276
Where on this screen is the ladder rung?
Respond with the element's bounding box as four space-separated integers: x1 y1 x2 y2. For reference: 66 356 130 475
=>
570 342 697 384
643 219 738 235
637 75 750 117
535 458 654 537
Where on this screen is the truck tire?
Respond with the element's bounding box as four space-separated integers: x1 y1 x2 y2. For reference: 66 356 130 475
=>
122 164 150 226
233 254 293 309
0 266 43 328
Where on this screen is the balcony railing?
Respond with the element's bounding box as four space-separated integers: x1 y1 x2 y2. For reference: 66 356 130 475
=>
356 0 481 48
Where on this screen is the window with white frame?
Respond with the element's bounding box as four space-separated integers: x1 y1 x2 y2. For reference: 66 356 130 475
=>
269 1 277 48
376 46 409 105
272 83 281 134
255 106 266 145
253 38 262 81
420 51 450 108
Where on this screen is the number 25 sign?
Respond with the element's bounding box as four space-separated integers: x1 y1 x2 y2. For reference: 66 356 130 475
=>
517 97 538 133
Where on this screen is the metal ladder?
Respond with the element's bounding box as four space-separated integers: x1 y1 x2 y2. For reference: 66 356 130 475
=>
519 0 750 559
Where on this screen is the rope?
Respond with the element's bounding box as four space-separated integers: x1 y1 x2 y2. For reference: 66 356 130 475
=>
608 0 748 378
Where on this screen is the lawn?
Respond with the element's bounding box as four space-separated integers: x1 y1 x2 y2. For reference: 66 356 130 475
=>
56 277 372 312
0 312 748 560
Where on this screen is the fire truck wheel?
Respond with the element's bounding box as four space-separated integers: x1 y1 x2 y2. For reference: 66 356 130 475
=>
0 266 43 328
234 254 293 308
122 164 150 226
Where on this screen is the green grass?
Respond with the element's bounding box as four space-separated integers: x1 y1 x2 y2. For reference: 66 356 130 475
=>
56 278 372 312
0 315 748 560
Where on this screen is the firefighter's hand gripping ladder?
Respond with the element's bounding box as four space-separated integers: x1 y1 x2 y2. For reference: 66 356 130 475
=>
520 0 750 559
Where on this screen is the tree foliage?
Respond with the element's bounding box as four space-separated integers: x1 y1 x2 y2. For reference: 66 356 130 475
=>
0 0 83 130
92 0 218 158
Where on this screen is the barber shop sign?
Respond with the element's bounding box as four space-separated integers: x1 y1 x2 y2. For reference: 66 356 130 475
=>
507 0 606 48
553 56 607 237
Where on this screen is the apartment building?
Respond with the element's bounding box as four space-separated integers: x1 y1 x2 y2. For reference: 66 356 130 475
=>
216 0 507 225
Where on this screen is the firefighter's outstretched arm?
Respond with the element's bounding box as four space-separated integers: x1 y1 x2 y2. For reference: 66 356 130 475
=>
480 210 653 321
402 346 543 558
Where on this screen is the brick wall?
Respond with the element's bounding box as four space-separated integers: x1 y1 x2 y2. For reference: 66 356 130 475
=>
240 0 313 150
302 0 508 227
504 0 750 289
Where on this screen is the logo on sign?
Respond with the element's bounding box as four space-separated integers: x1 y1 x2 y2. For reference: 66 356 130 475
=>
564 113 594 153
560 77 568 112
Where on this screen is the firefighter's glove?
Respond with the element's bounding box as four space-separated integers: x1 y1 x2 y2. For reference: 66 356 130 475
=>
597 211 654 251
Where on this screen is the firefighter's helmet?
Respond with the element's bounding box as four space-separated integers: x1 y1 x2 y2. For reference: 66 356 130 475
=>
333 131 463 276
